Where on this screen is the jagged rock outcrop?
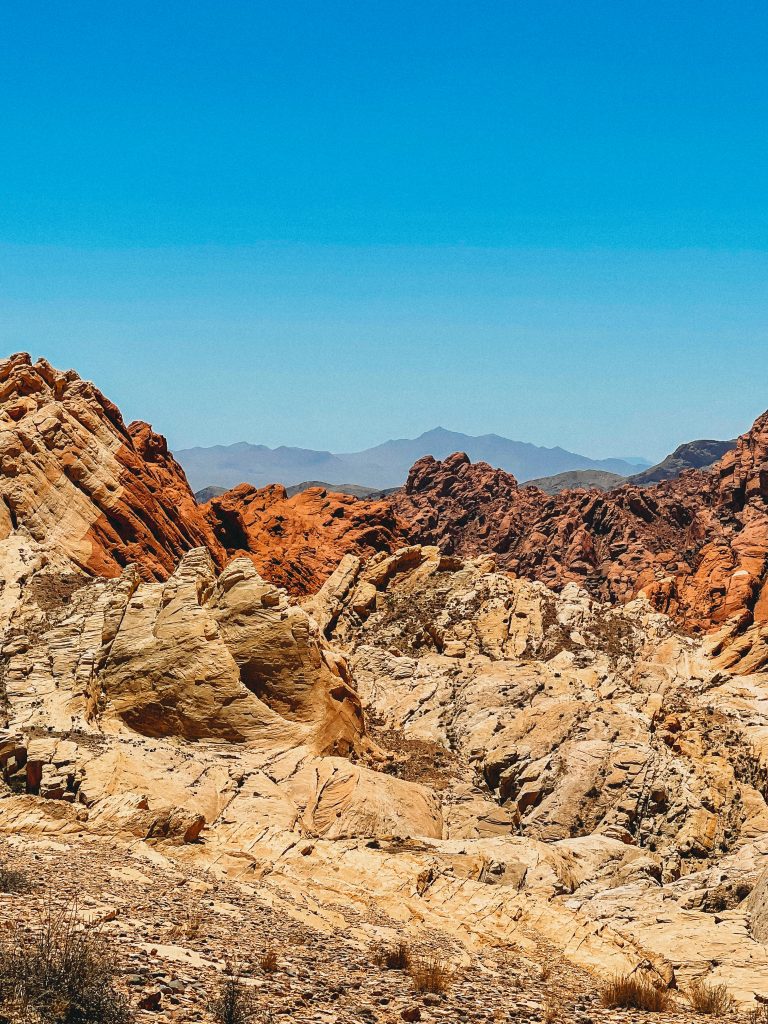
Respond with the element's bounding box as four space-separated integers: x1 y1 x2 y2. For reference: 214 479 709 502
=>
387 410 768 670
202 481 405 594
0 541 440 845
312 546 756 863
0 353 225 580
188 410 768 670
304 545 768 999
4 545 364 750
391 452 721 621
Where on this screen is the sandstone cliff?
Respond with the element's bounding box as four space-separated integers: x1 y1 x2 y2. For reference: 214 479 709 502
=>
0 353 225 580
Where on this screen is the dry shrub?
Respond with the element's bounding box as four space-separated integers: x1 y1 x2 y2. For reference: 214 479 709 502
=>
169 907 203 940
748 1003 768 1024
209 968 257 1024
0 863 30 894
373 941 412 971
409 955 452 994
542 995 562 1023
183 909 203 938
600 973 672 1012
257 947 278 973
0 901 132 1024
686 979 734 1015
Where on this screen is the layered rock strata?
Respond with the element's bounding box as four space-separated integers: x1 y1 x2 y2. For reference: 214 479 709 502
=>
0 353 225 579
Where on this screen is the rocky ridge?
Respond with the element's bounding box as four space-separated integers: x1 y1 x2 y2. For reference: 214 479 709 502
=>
201 482 406 594
389 414 768 672
629 439 737 486
525 469 626 494
197 410 768 674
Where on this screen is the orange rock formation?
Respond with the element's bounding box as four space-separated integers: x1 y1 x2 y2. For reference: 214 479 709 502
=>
202 482 405 594
0 353 225 579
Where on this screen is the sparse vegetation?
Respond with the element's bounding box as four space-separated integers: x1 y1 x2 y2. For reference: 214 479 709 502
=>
209 967 258 1024
409 955 452 994
0 862 30 894
542 995 562 1023
170 906 203 939
748 1003 768 1024
686 978 734 1015
0 901 132 1024
600 973 672 1012
373 940 412 971
257 946 278 973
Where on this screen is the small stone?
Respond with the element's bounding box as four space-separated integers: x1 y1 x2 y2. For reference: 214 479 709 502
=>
138 990 162 1011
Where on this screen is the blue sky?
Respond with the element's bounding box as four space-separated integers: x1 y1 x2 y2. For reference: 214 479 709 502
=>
0 1 766 459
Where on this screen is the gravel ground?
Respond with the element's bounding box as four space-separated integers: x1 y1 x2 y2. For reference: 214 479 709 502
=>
0 836 736 1024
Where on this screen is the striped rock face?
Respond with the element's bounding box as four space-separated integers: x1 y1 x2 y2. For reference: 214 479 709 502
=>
0 352 225 581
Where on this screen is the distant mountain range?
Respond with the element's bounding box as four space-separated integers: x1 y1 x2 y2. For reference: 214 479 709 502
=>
177 427 650 492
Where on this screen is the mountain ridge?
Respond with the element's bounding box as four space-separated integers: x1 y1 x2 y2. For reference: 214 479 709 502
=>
628 438 737 485
177 426 649 491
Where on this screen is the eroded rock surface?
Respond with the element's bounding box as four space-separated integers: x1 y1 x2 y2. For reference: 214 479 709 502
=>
389 410 768 671
304 545 768 1000
5 527 768 1005
202 481 405 594
4 355 768 1015
0 352 225 579
0 539 439 849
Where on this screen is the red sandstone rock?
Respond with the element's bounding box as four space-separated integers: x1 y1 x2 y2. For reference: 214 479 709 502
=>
0 353 226 580
4 351 768 670
388 411 768 663
202 482 405 594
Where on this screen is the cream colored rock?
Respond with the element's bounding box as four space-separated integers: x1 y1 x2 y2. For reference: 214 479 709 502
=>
8 539 768 1005
0 542 442 855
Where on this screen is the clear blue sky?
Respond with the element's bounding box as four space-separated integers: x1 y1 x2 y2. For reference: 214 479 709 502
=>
1 1 766 460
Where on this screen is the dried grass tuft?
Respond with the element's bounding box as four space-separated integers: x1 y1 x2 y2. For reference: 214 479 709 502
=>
258 946 278 973
600 973 672 1013
409 955 452 994
686 979 734 1016
0 900 132 1024
373 940 412 971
